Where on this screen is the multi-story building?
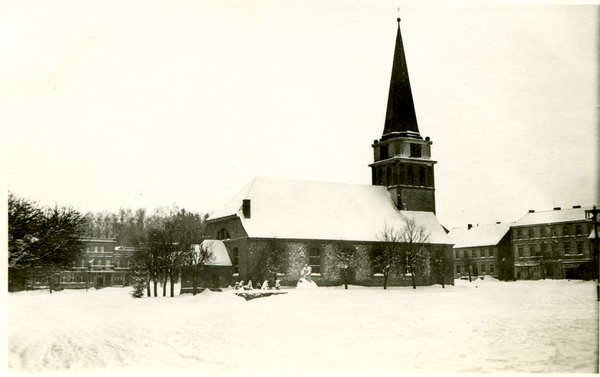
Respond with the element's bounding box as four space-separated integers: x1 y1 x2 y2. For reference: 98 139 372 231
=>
59 238 134 289
448 222 514 280
511 206 595 280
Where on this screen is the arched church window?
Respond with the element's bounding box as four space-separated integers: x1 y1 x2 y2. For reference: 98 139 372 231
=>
407 166 413 185
372 249 383 275
419 167 426 186
386 167 392 186
399 164 405 184
427 166 434 187
232 247 239 274
309 248 321 274
217 228 230 240
377 169 383 186
393 167 398 185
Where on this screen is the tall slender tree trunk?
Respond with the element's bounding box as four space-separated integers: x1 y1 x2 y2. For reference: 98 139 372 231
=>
192 271 197 296
162 272 167 296
169 272 175 297
153 276 158 297
411 271 416 289
146 283 151 297
383 272 388 290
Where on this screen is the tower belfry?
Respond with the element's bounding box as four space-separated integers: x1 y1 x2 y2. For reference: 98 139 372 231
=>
369 18 437 213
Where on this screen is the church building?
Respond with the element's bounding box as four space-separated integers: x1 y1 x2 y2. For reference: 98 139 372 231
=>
199 19 454 288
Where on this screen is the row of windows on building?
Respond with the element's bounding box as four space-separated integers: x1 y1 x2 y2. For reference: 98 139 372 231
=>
456 264 495 275
516 241 585 258
515 224 587 239
374 164 433 188
73 258 131 268
61 274 126 284
87 246 110 253
455 248 495 259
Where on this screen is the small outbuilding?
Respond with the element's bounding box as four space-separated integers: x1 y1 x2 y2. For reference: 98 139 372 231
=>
180 240 233 293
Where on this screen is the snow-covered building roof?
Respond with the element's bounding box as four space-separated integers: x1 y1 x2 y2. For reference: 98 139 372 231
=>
193 240 231 266
208 177 453 244
512 206 593 227
448 222 514 248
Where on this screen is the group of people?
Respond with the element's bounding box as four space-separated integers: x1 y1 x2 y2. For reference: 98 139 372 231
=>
234 279 281 291
233 264 315 291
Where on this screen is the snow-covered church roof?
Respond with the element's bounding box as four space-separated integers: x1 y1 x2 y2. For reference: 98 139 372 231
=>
208 177 453 244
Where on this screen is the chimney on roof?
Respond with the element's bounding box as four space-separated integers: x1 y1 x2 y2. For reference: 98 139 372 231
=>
528 210 535 213
554 207 561 211
242 199 251 219
573 205 581 208
467 224 472 230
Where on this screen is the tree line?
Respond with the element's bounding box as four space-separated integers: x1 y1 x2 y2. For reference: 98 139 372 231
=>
9 193 87 292
130 207 213 297
8 193 213 295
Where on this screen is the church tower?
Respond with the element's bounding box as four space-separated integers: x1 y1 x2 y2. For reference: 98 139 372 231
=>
369 18 436 213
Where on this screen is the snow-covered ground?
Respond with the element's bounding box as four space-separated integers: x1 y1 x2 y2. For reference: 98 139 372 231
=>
8 278 599 374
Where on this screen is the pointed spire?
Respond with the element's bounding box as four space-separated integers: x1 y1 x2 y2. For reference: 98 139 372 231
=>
382 18 421 140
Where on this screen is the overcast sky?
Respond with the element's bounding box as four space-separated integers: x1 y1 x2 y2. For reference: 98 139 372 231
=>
2 0 598 230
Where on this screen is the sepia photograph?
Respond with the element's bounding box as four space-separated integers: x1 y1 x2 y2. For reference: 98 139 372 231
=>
3 0 599 374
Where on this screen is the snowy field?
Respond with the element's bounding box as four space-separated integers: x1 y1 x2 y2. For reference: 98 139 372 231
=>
8 278 599 374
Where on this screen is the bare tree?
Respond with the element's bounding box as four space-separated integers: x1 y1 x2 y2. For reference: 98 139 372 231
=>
376 215 431 290
183 242 215 295
334 243 355 289
396 214 431 289
463 252 474 282
133 208 208 297
432 247 451 288
132 235 161 297
375 224 404 289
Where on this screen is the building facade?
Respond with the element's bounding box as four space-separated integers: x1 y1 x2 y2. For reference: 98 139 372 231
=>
59 239 134 289
448 223 514 280
511 206 595 280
